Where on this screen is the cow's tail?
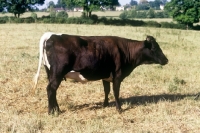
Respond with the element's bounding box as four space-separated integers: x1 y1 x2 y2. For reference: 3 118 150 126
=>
33 32 53 90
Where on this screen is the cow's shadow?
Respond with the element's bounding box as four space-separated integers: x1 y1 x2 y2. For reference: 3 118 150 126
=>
67 93 198 112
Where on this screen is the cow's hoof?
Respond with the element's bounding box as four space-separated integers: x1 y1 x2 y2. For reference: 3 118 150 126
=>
117 108 123 114
48 107 61 116
103 102 109 107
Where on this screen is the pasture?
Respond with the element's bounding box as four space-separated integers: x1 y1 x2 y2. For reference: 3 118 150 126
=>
0 11 123 18
0 24 200 132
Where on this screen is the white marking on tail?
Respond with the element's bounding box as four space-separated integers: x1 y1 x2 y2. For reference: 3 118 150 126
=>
33 32 54 90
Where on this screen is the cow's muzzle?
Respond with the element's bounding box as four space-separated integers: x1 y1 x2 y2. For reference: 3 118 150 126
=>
160 58 168 65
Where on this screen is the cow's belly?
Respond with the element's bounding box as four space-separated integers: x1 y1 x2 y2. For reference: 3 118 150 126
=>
65 71 113 83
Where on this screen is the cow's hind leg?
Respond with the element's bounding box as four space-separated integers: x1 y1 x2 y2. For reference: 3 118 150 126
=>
102 80 110 107
113 78 122 111
47 67 64 115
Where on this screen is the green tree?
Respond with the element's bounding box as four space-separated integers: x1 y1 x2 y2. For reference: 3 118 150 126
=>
165 0 200 27
130 9 137 18
49 6 56 18
139 0 148 4
137 0 150 10
56 11 68 18
1 0 45 18
161 0 167 5
0 2 4 12
63 0 119 17
48 1 56 8
62 0 75 10
55 0 67 8
136 3 150 10
119 10 128 19
147 8 155 18
130 0 137 6
149 0 161 10
31 12 37 19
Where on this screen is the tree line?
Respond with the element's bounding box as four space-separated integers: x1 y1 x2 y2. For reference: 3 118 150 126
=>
0 0 119 18
0 0 200 28
119 9 169 19
121 0 200 27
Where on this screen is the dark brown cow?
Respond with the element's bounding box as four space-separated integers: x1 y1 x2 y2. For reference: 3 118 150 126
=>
33 32 168 114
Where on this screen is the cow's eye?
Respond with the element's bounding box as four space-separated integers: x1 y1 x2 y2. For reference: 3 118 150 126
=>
151 45 156 51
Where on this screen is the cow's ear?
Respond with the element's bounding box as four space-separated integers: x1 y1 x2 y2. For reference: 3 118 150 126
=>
146 36 151 42
146 36 156 42
144 39 152 49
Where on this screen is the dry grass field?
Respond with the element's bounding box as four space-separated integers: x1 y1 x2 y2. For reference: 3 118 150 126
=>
0 24 200 132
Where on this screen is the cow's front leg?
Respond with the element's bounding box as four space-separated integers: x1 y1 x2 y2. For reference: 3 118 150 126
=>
102 80 110 107
113 78 122 111
47 78 62 115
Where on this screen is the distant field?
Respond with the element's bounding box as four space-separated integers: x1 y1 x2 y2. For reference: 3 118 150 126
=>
135 18 174 23
0 11 123 18
0 24 200 132
0 11 174 22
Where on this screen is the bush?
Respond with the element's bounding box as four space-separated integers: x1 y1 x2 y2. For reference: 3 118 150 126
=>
129 10 137 18
56 18 67 23
136 11 147 18
136 4 150 10
155 12 165 18
9 17 23 23
56 11 68 18
66 17 94 24
23 17 35 23
108 18 126 26
50 11 56 18
0 19 6 23
81 18 94 24
43 18 56 23
163 11 170 18
1 11 6 14
193 25 200 30
31 12 37 19
90 14 98 23
128 19 145 26
98 17 108 24
145 21 161 27
119 11 129 19
155 11 170 18
41 15 50 19
160 22 186 29
0 16 8 23
66 17 78 24
147 8 155 18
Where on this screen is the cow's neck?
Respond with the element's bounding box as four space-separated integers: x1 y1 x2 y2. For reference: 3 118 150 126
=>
127 42 144 67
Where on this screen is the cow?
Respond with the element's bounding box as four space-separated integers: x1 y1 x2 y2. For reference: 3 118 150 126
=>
33 32 168 114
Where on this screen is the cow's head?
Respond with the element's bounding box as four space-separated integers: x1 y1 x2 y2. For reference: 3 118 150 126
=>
142 36 168 65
